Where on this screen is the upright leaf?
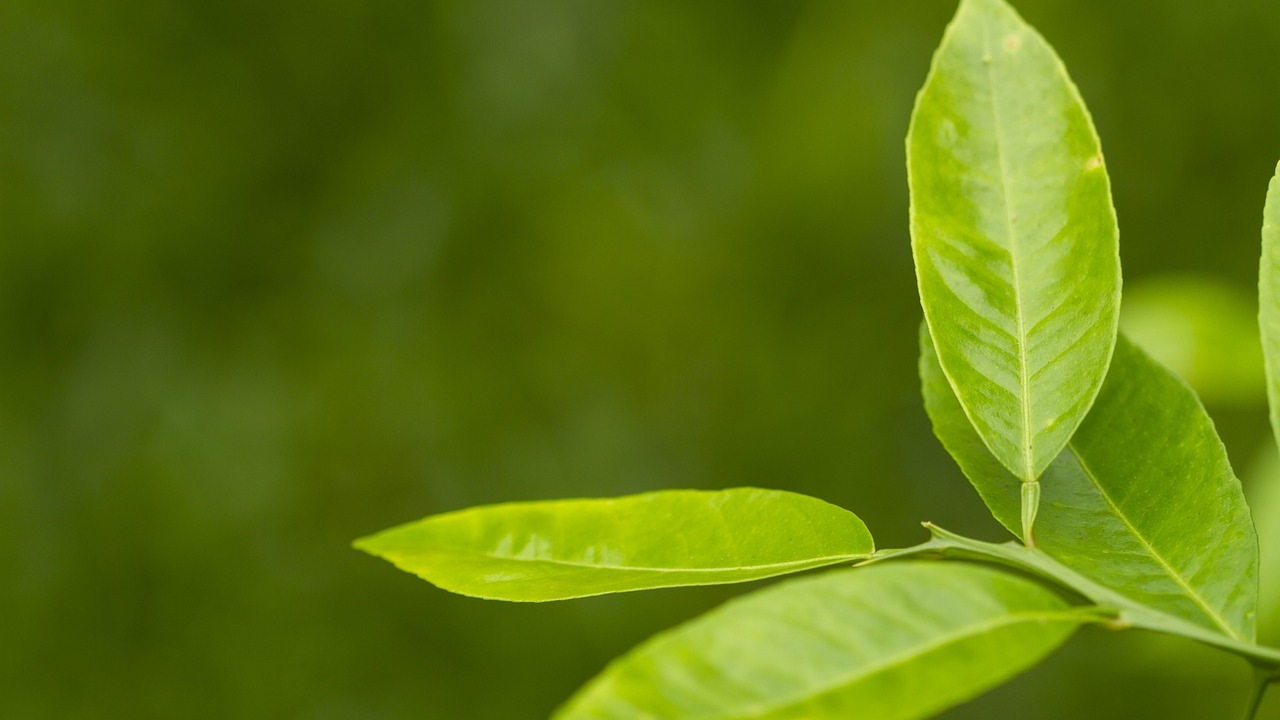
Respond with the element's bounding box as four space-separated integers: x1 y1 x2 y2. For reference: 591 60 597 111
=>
354 488 874 602
921 327 1259 640
908 0 1121 492
1260 160 1280 456
1257 160 1280 646
554 562 1084 720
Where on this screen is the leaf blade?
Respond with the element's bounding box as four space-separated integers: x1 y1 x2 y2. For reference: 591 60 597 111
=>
354 487 874 602
870 524 1280 670
1261 160 1280 455
554 563 1082 720
921 327 1259 640
908 0 1121 484
1257 159 1280 645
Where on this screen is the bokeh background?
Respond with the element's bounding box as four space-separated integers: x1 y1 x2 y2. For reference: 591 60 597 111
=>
4 0 1280 717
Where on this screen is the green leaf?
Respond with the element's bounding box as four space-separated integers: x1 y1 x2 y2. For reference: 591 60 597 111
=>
1121 274 1265 406
1261 160 1280 456
870 524 1280 670
554 562 1085 720
921 327 1259 641
908 0 1121 487
353 487 874 602
1258 159 1280 647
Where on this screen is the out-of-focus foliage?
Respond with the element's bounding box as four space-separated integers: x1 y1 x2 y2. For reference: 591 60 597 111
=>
1246 442 1280 648
3 0 1279 718
1122 276 1266 406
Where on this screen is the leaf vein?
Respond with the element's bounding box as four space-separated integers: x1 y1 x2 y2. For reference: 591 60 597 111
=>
1068 446 1241 640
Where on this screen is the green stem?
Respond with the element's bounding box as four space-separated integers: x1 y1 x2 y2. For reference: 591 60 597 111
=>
865 524 1280 669
1020 480 1040 547
1244 667 1274 720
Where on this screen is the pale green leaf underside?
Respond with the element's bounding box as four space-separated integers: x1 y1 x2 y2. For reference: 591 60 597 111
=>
554 563 1081 720
1260 160 1280 457
921 327 1259 640
908 0 1120 482
353 488 874 602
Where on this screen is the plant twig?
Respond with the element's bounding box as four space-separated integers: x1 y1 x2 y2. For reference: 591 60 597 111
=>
1244 666 1275 720
865 524 1280 670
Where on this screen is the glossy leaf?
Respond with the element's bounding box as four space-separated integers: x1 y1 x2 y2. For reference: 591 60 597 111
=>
921 327 1259 640
554 563 1083 720
871 524 1280 670
908 0 1121 484
353 487 874 602
1261 160 1280 457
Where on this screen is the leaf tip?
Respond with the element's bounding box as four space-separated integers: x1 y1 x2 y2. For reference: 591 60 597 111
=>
956 0 1019 19
351 531 385 557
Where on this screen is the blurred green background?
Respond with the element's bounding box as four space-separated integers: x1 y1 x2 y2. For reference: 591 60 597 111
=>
4 0 1280 717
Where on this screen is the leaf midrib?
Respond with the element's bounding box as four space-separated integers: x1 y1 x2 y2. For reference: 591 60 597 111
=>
728 609 1080 720
1069 444 1242 640
980 15 1036 483
393 546 872 575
